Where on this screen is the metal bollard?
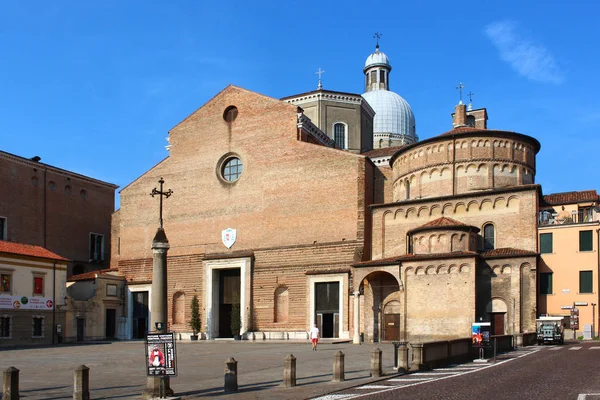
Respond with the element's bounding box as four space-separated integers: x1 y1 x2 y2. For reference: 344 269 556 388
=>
371 348 382 377
224 357 238 393
283 354 297 387
73 365 90 400
333 351 345 382
3 366 19 400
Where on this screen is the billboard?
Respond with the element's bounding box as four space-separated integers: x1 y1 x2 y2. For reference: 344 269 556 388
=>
0 295 54 310
472 322 491 347
146 332 177 377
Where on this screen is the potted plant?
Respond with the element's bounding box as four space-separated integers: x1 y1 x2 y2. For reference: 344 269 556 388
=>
230 303 241 340
190 295 201 341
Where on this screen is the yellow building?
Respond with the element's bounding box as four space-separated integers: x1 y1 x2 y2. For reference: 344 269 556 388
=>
538 190 600 339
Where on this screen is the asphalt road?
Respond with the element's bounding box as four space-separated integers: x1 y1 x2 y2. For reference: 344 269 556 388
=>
315 341 600 400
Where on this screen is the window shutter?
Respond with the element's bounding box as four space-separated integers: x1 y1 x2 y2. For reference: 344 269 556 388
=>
579 230 593 252
540 233 553 254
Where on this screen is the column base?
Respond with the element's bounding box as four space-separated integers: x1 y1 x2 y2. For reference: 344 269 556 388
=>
142 377 177 399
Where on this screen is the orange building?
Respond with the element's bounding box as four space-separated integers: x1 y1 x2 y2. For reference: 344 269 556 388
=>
538 190 600 339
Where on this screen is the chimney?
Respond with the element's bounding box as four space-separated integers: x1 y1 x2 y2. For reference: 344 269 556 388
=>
452 103 467 128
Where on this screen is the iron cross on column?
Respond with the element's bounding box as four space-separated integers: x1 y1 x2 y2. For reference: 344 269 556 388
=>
456 82 465 104
150 177 173 229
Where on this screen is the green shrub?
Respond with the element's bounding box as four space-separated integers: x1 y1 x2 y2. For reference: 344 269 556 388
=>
190 295 201 336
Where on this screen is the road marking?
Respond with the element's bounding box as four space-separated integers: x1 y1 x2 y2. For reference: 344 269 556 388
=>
589 347 600 350
323 347 540 400
412 372 459 376
312 395 353 400
577 394 600 400
436 367 481 371
569 346 583 350
549 347 562 351
356 385 390 389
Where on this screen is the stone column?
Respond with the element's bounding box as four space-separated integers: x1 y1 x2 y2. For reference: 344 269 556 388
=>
353 291 361 345
224 357 238 393
283 354 296 387
143 228 173 399
410 343 424 372
3 366 19 400
333 351 345 382
73 365 90 400
370 348 382 378
397 343 409 372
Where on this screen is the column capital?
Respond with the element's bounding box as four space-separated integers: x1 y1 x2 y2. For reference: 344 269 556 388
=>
353 291 360 296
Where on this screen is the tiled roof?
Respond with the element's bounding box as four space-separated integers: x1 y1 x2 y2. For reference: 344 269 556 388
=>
0 240 68 261
542 190 599 206
354 251 478 267
480 248 538 258
408 217 478 234
438 126 481 136
363 145 407 159
68 268 120 282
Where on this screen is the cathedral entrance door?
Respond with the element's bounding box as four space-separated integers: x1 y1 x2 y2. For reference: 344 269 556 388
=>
492 313 505 335
218 268 241 338
315 282 340 338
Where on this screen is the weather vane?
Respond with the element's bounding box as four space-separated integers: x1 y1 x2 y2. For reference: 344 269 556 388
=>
373 32 382 48
456 82 465 104
316 68 325 90
150 177 173 229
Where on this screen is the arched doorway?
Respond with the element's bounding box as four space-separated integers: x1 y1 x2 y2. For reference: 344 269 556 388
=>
360 271 401 342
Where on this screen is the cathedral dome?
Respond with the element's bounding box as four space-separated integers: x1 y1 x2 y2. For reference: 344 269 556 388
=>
364 47 391 72
362 90 415 139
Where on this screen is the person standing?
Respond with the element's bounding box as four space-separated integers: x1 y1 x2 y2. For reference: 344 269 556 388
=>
310 324 320 351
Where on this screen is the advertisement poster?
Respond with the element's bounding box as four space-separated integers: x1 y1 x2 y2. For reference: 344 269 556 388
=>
145 332 177 377
0 295 54 310
472 322 491 347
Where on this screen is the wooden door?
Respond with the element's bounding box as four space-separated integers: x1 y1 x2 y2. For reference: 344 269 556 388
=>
383 314 400 341
493 313 505 335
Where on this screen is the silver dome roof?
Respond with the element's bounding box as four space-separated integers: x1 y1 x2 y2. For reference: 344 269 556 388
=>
362 90 416 138
364 47 391 72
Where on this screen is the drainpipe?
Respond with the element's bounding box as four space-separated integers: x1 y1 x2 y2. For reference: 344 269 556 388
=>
43 167 47 247
52 261 56 345
597 228 600 338
451 137 456 196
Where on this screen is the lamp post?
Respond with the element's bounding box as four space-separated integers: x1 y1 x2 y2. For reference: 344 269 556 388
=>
593 303 597 339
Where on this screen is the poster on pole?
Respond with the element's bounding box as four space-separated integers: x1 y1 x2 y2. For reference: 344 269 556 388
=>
145 332 177 376
472 322 491 347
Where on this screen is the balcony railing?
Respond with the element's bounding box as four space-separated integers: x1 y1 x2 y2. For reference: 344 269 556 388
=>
538 210 599 226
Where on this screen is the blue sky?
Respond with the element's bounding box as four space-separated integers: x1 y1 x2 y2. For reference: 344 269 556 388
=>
1 1 598 209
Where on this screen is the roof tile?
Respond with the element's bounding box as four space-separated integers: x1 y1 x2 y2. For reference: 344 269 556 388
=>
0 240 68 261
542 190 599 206
68 268 120 282
480 248 538 258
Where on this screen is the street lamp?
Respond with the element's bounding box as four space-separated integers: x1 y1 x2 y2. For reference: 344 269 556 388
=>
593 303 597 339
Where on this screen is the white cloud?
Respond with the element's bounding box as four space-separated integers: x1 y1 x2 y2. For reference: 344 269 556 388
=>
484 20 564 84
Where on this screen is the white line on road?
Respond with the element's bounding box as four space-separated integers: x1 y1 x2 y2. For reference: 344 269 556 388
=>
589 347 600 350
388 377 433 382
549 347 563 351
577 394 600 400
569 346 583 350
356 385 391 389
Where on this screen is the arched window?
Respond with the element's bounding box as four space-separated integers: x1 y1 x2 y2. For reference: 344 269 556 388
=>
405 180 411 200
483 224 495 250
333 123 346 149
173 292 185 324
466 115 475 127
274 286 289 323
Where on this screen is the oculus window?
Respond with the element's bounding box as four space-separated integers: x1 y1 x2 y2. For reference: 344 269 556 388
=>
221 157 243 182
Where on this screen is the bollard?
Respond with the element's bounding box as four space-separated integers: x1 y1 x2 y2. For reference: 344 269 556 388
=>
283 354 297 387
73 365 90 400
224 357 238 393
333 351 345 382
410 343 423 372
397 343 409 372
3 366 19 400
370 348 382 378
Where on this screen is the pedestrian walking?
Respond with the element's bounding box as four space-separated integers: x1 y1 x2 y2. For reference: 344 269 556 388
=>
310 324 320 350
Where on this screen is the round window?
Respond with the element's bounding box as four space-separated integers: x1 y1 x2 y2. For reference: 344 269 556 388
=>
221 157 243 182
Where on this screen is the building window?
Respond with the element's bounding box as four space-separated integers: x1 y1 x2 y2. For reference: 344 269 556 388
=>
578 207 593 223
333 123 346 149
0 273 11 294
540 272 553 295
32 316 44 338
580 230 593 252
580 271 593 294
33 276 44 296
0 316 11 338
0 217 6 240
483 224 495 250
90 233 104 261
466 115 475 127
223 106 238 122
221 157 243 182
540 233 553 254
